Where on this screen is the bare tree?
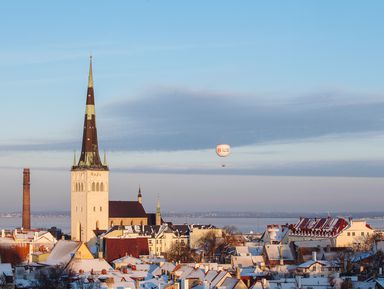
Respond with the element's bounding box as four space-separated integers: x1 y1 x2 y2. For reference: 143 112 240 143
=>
198 231 224 263
35 265 67 289
352 232 381 252
166 243 198 263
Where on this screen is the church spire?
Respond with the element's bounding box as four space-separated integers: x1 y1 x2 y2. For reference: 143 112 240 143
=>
88 56 93 88
138 186 143 204
73 57 107 170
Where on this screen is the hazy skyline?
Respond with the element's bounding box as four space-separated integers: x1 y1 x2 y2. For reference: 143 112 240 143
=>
1 1 384 212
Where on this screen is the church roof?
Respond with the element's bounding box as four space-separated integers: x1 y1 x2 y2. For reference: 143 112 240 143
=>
109 201 147 218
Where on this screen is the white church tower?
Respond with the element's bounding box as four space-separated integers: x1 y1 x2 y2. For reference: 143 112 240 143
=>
71 57 109 244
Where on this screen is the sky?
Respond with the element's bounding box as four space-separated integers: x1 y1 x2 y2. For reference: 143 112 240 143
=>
1 1 384 213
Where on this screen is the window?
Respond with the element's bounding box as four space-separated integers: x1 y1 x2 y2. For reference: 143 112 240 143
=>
93 206 96 212
352 232 355 236
92 182 95 191
361 232 364 236
96 183 100 191
81 183 84 191
100 182 104 191
100 206 102 212
347 232 351 236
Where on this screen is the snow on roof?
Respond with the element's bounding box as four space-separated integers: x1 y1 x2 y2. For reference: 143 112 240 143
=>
300 276 331 286
291 217 348 238
232 256 254 267
250 281 264 289
186 268 205 280
265 225 289 243
178 266 195 279
235 246 263 256
205 270 219 283
240 267 258 277
297 260 336 269
219 277 239 289
0 263 13 277
161 262 176 273
211 271 230 288
112 255 143 265
350 251 375 263
43 240 81 266
67 258 112 274
141 277 169 289
130 269 153 279
353 280 376 289
264 244 294 261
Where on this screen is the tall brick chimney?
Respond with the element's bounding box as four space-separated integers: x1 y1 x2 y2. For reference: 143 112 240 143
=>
22 168 31 230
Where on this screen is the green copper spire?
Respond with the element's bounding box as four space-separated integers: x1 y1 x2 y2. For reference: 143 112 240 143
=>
88 55 93 88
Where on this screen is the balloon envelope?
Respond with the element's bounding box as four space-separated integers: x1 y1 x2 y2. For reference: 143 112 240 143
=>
216 144 230 157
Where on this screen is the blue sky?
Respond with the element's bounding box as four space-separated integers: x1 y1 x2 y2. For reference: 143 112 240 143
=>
1 1 384 212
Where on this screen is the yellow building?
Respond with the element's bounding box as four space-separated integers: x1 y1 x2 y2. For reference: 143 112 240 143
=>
334 219 374 247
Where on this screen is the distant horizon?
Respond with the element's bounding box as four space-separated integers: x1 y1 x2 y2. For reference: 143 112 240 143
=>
2 210 384 218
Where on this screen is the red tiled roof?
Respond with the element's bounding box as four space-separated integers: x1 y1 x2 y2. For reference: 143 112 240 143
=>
105 238 149 262
109 201 147 218
291 217 348 237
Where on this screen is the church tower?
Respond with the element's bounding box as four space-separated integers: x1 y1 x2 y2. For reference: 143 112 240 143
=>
71 57 109 244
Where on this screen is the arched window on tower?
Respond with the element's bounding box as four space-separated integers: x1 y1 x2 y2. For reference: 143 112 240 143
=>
92 182 95 191
75 183 78 192
100 182 104 192
81 183 84 191
96 182 100 191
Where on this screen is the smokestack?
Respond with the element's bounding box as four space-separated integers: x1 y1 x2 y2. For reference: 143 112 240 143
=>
22 168 31 230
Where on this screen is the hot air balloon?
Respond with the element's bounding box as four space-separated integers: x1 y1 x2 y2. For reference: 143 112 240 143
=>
216 144 230 167
216 144 230 157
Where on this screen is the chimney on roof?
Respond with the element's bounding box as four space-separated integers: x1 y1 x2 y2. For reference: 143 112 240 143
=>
279 245 284 266
296 276 302 289
22 168 31 230
312 251 317 262
236 267 241 279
